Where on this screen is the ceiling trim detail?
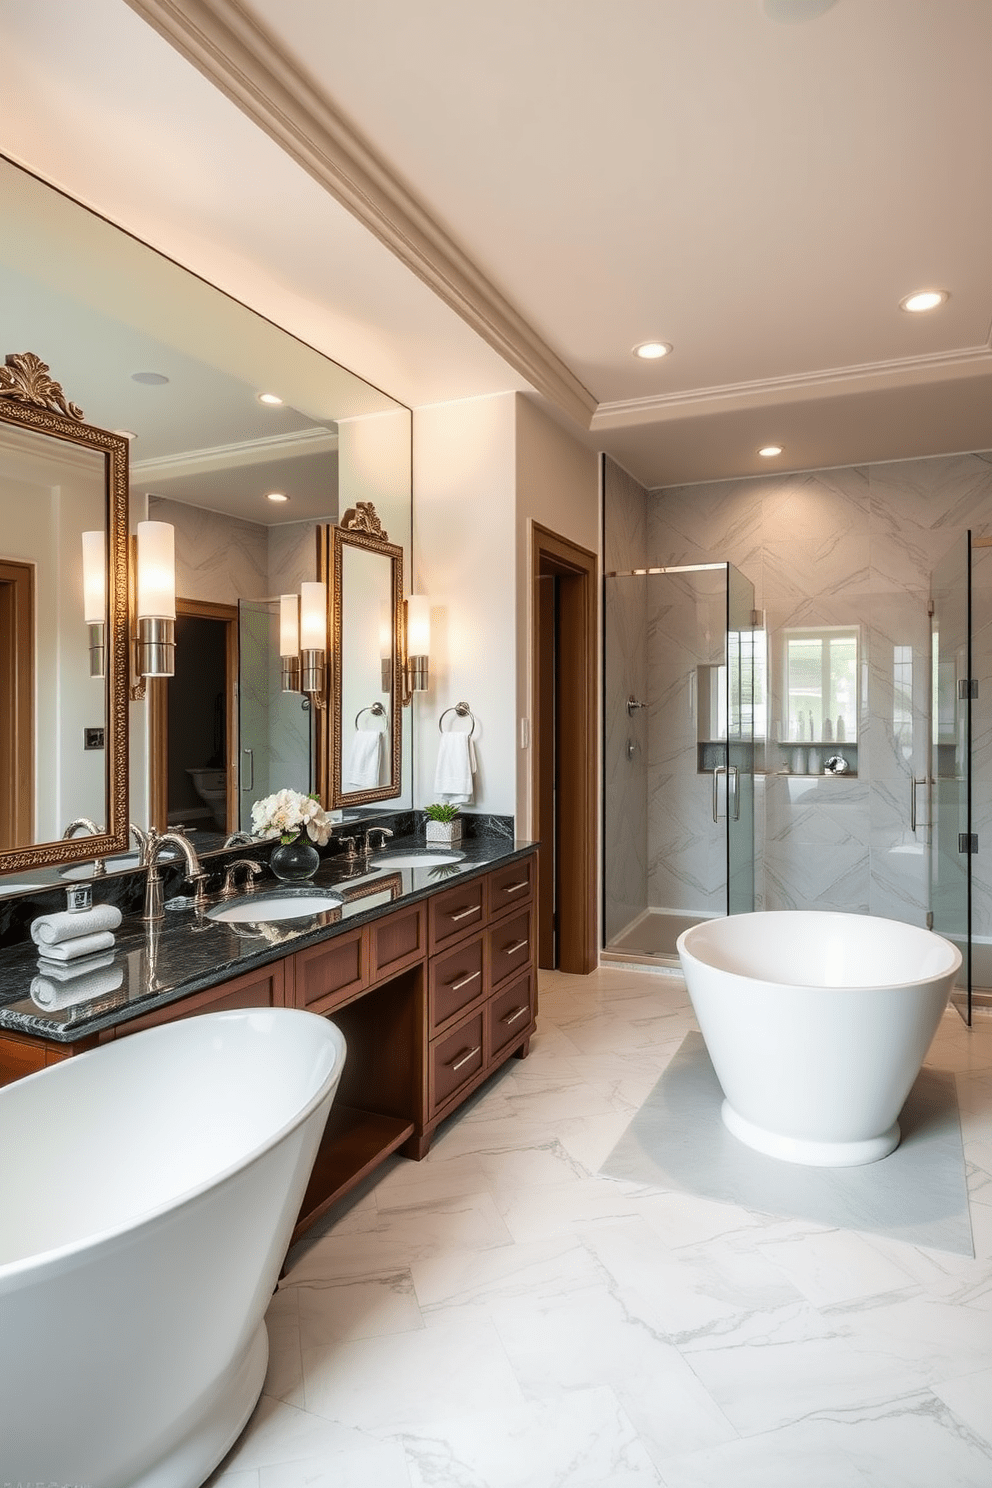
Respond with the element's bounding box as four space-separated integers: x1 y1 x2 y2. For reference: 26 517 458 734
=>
122 0 597 427
131 425 338 482
592 343 992 429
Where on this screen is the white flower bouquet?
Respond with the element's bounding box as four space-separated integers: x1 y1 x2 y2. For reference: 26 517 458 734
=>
250 788 332 847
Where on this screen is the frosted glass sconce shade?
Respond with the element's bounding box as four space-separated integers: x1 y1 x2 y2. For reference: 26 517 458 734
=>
405 594 430 694
299 581 327 696
280 593 301 692
134 520 176 678
81 529 106 678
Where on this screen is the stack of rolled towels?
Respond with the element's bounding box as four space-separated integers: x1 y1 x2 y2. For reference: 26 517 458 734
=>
30 903 124 1009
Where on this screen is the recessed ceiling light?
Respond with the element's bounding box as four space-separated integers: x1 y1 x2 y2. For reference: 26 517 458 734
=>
258 391 283 405
899 289 949 314
131 371 169 385
265 492 289 503
758 445 783 458
633 342 673 360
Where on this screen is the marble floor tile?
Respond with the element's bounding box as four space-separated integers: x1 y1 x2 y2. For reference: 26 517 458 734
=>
208 966 992 1487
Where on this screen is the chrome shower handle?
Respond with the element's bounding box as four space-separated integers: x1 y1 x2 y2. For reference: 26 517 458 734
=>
729 764 740 821
910 775 928 832
626 696 647 716
712 764 727 823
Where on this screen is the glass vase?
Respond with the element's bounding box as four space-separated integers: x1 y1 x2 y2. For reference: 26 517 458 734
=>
270 836 320 882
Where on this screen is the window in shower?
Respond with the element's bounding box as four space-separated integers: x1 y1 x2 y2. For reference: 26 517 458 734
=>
778 625 859 774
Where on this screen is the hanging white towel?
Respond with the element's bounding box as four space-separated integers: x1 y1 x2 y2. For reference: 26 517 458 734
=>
36 930 116 963
30 903 122 947
434 731 476 804
347 729 382 788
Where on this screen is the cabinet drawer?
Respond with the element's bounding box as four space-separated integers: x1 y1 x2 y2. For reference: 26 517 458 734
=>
488 855 535 920
429 932 485 1035
487 906 533 990
429 877 485 954
370 903 426 983
429 1008 485 1115
488 968 535 1060
294 927 368 1013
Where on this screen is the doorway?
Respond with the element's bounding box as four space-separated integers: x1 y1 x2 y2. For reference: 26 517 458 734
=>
531 524 598 975
149 599 238 834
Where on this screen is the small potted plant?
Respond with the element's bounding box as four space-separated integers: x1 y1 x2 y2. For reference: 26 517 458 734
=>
424 801 462 845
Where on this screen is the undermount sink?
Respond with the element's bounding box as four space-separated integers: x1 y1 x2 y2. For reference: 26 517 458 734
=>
206 890 344 924
373 850 465 867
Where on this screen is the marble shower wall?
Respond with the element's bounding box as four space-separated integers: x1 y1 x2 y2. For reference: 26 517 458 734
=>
603 458 649 943
650 450 992 927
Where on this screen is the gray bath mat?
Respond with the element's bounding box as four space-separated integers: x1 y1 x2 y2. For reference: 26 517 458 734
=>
601 1032 973 1256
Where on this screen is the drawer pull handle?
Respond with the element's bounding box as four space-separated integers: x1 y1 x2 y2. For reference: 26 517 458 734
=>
449 970 481 993
501 1004 528 1025
449 1044 481 1073
501 881 529 894
449 905 481 923
504 938 529 956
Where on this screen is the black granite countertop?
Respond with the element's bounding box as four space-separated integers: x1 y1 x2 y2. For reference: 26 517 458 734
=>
0 831 535 1043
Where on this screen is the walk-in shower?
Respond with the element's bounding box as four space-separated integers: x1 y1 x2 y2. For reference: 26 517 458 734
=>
603 561 756 963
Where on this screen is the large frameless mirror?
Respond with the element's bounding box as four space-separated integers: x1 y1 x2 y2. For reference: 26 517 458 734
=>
0 153 412 890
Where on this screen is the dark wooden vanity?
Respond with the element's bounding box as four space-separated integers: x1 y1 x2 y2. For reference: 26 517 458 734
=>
0 847 538 1245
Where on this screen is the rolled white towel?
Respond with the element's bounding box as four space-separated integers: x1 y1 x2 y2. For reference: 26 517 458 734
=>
434 732 476 803
347 729 382 788
32 962 124 1009
36 930 116 963
31 903 122 947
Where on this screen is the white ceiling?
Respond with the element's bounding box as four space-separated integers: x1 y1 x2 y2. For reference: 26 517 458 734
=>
1 0 990 488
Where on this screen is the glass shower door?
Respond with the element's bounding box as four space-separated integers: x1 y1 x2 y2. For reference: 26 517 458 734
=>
602 561 756 962
930 533 971 1025
237 598 314 832
727 565 756 917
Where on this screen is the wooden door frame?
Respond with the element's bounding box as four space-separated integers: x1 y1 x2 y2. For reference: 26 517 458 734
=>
148 598 239 833
0 560 34 849
531 524 598 974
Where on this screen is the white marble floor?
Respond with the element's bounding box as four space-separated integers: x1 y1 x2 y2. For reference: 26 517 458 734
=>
207 967 992 1488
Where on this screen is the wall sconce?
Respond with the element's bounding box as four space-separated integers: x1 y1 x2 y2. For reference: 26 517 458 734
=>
280 593 301 692
402 595 431 705
129 519 176 700
299 580 327 705
81 529 106 678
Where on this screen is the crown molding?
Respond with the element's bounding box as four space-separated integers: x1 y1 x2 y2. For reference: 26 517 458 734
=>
592 343 992 430
123 0 597 428
131 425 337 482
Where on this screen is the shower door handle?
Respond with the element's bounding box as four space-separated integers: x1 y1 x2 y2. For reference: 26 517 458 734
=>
910 775 928 832
712 764 727 823
728 765 740 821
241 748 254 792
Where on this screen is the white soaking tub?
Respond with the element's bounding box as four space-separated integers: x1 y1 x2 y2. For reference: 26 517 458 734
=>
0 1006 346 1487
677 910 961 1166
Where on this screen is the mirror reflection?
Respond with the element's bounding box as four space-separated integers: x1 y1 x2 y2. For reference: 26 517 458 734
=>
0 153 412 891
330 513 403 807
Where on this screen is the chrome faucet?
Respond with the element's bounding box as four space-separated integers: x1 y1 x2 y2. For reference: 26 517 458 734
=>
363 826 393 856
130 823 153 866
221 859 263 897
142 830 206 921
62 817 106 876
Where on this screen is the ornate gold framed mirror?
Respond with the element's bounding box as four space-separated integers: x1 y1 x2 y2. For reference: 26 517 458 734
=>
0 352 130 874
318 503 404 809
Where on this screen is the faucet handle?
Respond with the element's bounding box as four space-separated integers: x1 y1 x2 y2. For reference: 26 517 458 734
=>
337 836 358 861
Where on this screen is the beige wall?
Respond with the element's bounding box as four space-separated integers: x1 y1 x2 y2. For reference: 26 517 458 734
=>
514 395 600 835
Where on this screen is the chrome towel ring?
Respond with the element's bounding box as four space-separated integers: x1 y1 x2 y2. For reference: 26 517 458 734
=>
355 702 388 731
438 701 476 736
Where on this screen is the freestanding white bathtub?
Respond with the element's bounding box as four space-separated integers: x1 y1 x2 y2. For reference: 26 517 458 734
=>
677 911 961 1166
0 1006 346 1487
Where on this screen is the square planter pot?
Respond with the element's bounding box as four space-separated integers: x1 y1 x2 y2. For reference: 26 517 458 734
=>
426 818 462 845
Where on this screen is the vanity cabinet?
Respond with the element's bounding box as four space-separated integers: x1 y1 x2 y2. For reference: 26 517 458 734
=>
0 851 538 1246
